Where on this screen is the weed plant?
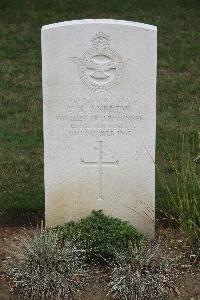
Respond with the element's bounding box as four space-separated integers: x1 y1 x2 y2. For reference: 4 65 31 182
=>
107 238 181 300
57 210 143 262
7 229 86 300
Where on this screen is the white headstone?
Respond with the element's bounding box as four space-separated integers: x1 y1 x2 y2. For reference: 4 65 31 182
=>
42 19 157 236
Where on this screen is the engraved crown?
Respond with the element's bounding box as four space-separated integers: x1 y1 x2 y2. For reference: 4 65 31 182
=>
92 32 110 47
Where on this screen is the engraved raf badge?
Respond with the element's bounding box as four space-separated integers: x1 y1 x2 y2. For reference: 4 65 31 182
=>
70 32 124 91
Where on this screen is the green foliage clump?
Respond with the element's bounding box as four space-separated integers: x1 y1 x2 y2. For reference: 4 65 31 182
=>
57 210 143 262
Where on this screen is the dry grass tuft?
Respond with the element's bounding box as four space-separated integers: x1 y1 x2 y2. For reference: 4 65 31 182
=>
6 228 87 300
107 238 184 300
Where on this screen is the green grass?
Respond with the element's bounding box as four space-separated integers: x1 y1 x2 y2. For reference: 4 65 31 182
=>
157 134 200 243
0 0 199 238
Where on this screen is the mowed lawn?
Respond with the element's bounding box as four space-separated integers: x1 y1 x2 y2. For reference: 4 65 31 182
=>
0 0 199 225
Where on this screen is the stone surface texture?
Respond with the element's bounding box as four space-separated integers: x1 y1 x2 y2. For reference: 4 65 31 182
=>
42 19 157 235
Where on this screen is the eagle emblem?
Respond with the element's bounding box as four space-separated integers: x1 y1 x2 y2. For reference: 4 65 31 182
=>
70 32 124 91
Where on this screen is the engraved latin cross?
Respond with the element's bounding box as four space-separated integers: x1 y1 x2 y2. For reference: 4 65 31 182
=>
81 141 118 201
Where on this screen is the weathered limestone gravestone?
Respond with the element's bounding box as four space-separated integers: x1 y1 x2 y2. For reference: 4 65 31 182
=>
42 19 157 235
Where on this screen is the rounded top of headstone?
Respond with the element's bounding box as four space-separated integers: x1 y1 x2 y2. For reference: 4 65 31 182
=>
41 19 157 31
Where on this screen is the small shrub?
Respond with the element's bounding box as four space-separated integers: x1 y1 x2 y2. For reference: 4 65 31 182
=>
57 210 143 262
7 229 86 300
107 239 180 300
